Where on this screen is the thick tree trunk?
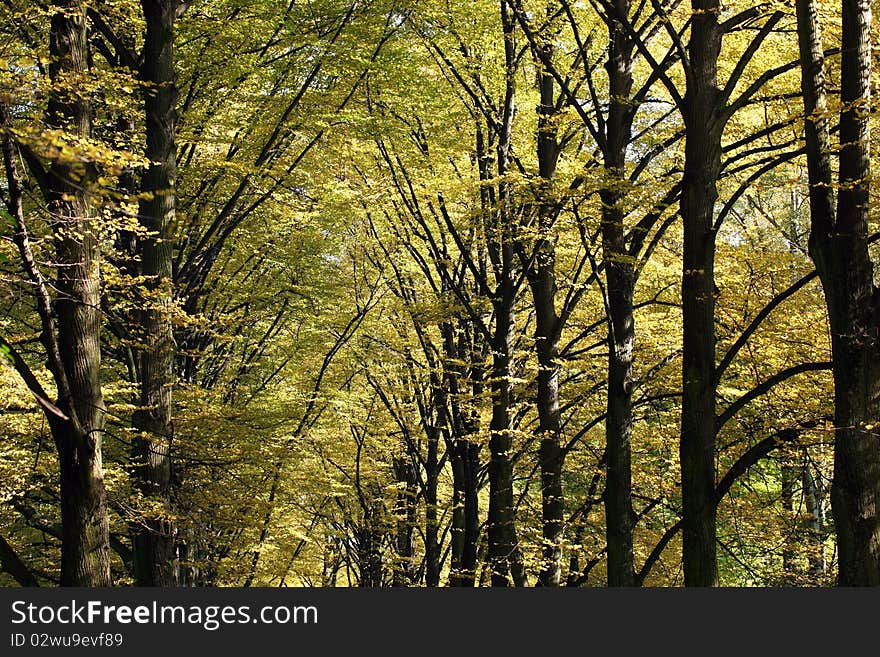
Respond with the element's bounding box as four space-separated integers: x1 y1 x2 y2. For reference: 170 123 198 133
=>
797 0 880 585
679 0 723 586
57 424 112 586
46 0 112 587
131 0 179 586
826 0 880 587
602 0 636 588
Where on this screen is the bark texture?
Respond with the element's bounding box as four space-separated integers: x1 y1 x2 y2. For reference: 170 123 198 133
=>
602 0 637 587
680 0 723 587
131 0 179 586
796 0 880 585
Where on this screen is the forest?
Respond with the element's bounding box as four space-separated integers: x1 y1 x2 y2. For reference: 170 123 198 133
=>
0 0 877 588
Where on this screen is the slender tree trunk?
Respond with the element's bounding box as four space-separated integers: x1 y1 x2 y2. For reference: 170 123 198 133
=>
602 0 636 587
450 450 466 580
0 533 39 587
488 272 523 586
392 457 416 586
448 441 481 587
131 0 179 586
424 427 441 587
528 14 564 586
679 0 723 586
448 422 481 586
802 461 825 577
780 454 797 582
443 321 482 586
461 440 481 583
357 504 384 587
797 0 880 585
486 0 524 587
46 0 112 587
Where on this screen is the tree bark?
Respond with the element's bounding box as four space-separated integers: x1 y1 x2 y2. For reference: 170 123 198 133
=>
527 10 564 586
679 0 723 586
424 425 441 587
796 0 880 585
602 0 637 588
486 0 524 587
802 460 826 577
131 0 179 586
45 0 112 587
444 321 482 586
780 454 796 581
392 456 417 586
488 270 524 586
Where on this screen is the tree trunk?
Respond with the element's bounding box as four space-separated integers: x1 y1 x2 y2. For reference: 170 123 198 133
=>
356 505 384 587
796 0 880 585
602 0 637 588
486 0 524 587
424 427 441 587
802 460 825 577
392 457 416 586
47 0 112 587
826 0 880 587
131 0 179 586
528 15 564 586
679 0 723 586
444 321 482 586
780 454 796 582
488 272 524 586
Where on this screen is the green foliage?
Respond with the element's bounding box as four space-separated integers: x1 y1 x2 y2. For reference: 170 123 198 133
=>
0 0 860 587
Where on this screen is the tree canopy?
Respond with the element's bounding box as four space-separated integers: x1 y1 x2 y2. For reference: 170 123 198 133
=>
0 0 877 587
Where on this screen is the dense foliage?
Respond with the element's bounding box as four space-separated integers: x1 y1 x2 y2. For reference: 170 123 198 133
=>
0 0 877 587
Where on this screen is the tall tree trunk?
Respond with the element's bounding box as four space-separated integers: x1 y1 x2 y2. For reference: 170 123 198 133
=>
46 0 112 587
392 456 416 586
357 504 384 587
448 444 482 586
131 0 179 586
802 460 825 577
486 0 524 587
424 425 441 587
826 0 880 587
780 454 797 581
528 11 564 587
443 320 482 586
796 0 880 585
449 444 466 582
488 271 523 586
679 0 723 586
602 0 636 588
461 440 481 584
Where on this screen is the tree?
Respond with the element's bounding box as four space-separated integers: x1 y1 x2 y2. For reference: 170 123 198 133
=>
1 0 112 586
129 0 183 588
796 0 880 585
